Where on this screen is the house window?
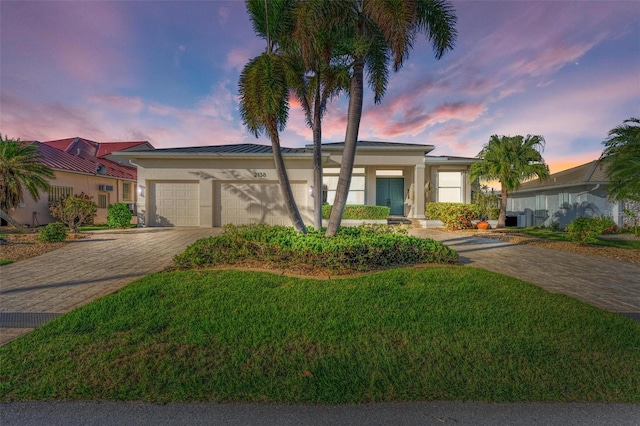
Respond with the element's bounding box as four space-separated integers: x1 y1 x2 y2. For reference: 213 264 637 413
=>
48 186 73 205
323 168 365 205
559 192 570 208
98 193 109 209
123 182 132 201
535 194 546 211
437 172 463 203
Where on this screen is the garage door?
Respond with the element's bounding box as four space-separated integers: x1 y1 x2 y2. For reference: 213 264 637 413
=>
219 182 306 226
149 182 199 226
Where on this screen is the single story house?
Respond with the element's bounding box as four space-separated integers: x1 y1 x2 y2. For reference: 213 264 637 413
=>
508 160 624 228
8 137 153 226
114 141 476 228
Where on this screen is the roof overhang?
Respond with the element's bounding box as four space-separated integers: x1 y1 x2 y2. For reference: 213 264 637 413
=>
309 142 436 154
424 156 477 165
112 150 327 161
510 181 609 194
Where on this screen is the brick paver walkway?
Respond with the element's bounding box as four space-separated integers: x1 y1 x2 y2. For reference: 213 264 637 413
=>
410 228 640 319
0 228 221 345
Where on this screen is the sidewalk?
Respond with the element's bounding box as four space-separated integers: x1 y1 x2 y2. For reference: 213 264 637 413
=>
410 228 640 319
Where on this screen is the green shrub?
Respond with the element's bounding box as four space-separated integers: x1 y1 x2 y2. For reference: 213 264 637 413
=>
321 204 390 220
39 222 67 242
49 193 97 233
174 224 458 273
567 217 614 245
426 202 482 230
107 203 133 228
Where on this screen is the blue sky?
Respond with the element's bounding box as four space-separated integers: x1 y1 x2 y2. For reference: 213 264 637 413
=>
1 0 638 173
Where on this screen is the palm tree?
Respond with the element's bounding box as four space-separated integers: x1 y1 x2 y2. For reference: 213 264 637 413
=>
288 2 350 228
470 135 550 228
601 117 640 202
239 0 307 233
0 136 54 228
319 0 457 236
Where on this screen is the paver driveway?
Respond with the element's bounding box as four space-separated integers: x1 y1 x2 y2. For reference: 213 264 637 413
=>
0 227 221 345
410 228 640 320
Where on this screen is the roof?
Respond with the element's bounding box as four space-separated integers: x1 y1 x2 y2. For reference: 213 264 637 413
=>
309 141 435 153
424 155 477 164
37 139 145 180
513 160 609 193
139 143 307 155
43 137 150 159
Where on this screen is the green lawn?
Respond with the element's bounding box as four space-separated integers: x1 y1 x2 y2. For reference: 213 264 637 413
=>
1 268 639 403
0 259 13 266
520 228 640 249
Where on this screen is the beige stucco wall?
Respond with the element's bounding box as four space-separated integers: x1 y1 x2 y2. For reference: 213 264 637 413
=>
8 171 136 227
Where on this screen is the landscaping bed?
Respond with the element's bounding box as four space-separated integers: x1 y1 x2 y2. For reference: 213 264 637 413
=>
0 230 84 264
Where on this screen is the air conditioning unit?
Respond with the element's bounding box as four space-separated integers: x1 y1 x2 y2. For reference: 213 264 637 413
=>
98 185 114 191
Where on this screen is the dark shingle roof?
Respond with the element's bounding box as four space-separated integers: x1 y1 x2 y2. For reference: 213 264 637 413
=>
515 160 608 192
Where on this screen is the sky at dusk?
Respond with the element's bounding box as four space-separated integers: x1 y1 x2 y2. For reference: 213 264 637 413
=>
1 0 639 174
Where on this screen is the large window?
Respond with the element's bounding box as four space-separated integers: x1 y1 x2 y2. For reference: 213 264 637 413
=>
323 167 365 205
559 192 570 208
122 182 132 201
535 194 546 211
48 186 73 205
437 172 462 203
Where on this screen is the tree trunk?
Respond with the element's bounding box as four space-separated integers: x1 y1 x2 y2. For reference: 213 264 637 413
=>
269 128 307 234
0 208 28 231
312 85 323 229
497 185 508 228
326 58 365 236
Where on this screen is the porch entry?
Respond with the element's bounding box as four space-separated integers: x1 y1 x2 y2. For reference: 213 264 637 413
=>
376 178 404 215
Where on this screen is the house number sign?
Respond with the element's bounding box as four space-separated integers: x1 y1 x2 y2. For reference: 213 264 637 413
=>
254 172 267 178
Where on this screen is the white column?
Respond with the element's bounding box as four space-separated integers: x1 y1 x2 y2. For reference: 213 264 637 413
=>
413 163 426 219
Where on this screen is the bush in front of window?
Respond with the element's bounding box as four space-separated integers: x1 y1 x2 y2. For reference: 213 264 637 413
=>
39 222 67 242
321 205 390 220
49 193 98 233
107 203 133 228
426 202 483 230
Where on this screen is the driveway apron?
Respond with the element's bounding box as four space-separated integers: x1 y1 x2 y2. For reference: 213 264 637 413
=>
0 228 221 346
410 228 640 320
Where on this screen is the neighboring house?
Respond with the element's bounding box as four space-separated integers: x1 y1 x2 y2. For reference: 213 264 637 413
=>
508 160 623 228
8 137 154 226
114 141 476 228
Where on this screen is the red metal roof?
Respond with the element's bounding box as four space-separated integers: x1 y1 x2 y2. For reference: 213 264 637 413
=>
37 140 138 180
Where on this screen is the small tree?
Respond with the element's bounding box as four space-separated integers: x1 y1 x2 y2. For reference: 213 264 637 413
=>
49 193 97 233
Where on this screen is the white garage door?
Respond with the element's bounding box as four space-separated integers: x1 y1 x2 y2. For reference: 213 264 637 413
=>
149 182 199 227
220 182 307 226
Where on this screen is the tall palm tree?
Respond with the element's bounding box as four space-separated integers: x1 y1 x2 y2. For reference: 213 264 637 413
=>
319 0 457 236
470 135 550 228
288 2 350 228
0 136 54 228
601 117 640 202
239 0 307 233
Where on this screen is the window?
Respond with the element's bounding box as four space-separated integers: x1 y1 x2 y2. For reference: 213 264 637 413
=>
123 182 132 201
437 172 463 203
98 193 109 209
323 168 365 204
559 192 570 208
48 186 73 205
535 194 546 211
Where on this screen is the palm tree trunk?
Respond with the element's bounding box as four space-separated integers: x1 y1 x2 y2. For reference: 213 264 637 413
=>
312 85 323 229
498 185 508 228
326 59 365 236
0 208 28 231
268 128 307 234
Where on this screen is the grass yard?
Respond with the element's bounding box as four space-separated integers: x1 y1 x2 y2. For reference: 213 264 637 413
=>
520 227 640 249
1 268 639 403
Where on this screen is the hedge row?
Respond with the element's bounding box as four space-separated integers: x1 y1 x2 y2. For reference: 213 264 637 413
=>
174 224 458 273
321 204 390 220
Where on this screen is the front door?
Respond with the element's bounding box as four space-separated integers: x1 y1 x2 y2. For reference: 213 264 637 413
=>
376 178 404 215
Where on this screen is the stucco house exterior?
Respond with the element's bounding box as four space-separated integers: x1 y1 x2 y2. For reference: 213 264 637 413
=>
7 137 153 226
115 141 476 228
508 160 624 228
